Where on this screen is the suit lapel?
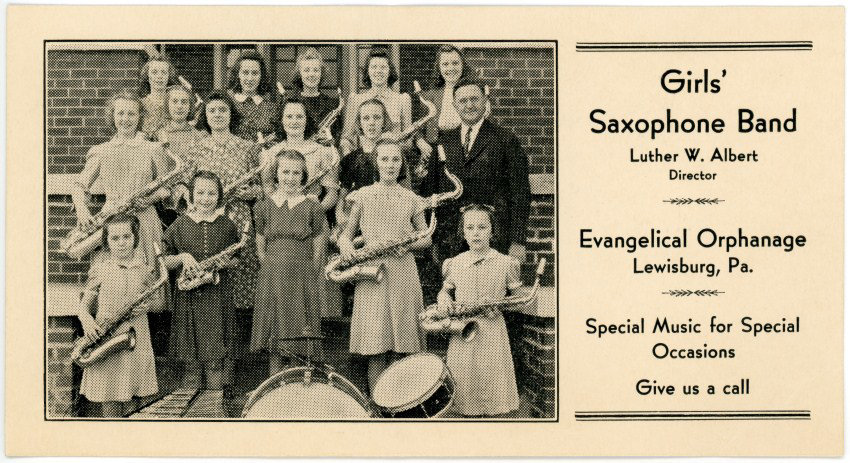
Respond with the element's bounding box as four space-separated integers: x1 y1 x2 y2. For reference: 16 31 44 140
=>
464 119 492 166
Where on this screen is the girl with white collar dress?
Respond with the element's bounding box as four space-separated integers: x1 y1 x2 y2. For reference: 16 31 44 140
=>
252 150 328 376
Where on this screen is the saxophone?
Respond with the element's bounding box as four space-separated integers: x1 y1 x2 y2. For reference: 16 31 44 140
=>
70 245 168 368
176 222 251 291
308 88 344 147
419 258 547 342
61 148 192 260
325 164 463 284
387 80 436 144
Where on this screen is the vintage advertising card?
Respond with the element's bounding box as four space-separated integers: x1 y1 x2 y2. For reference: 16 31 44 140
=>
5 5 843 457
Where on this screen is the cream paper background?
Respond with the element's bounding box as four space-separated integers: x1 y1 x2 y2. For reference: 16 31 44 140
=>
6 5 843 457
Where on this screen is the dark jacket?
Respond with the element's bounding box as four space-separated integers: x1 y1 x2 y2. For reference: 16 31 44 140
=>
422 118 530 256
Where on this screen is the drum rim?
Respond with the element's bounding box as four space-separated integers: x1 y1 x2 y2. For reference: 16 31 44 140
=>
373 353 450 413
243 366 376 419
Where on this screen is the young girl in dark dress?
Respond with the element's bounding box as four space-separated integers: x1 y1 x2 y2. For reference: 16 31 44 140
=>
252 150 328 376
163 171 240 392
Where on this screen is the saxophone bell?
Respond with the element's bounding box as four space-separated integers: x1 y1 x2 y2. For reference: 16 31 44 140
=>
73 327 137 369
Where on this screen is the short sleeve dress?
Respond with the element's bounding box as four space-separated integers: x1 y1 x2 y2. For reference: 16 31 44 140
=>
164 213 240 364
251 196 327 357
442 249 521 416
76 133 171 265
347 183 425 356
230 92 279 141
79 252 160 402
186 134 261 310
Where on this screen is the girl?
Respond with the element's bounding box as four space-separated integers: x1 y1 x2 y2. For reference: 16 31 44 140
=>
438 204 521 416
262 98 339 212
72 90 172 266
156 84 208 221
252 150 327 376
336 99 413 242
338 139 429 391
228 51 279 141
78 214 163 417
190 90 262 391
292 47 342 142
419 45 474 145
341 49 429 159
163 171 240 391
139 54 178 136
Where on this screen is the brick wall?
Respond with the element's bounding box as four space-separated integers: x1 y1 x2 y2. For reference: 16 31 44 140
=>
517 314 556 418
399 45 556 281
47 49 145 284
47 316 81 417
163 44 215 96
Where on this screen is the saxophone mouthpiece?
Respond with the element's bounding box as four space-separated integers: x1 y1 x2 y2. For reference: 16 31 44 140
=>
336 87 342 97
484 84 490 97
276 82 286 96
536 258 547 276
178 75 192 91
256 132 264 143
153 243 162 257
413 80 422 93
437 145 446 162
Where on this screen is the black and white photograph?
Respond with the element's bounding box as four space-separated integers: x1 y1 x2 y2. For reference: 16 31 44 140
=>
44 41 557 420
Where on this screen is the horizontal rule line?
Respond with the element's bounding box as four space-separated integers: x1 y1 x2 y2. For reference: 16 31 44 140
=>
576 418 810 422
577 41 812 52
575 410 811 421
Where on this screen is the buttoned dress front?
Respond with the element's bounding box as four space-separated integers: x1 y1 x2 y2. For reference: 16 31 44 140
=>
164 213 240 364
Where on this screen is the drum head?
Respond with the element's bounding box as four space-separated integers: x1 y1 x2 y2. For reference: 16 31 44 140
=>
372 353 446 410
244 382 372 419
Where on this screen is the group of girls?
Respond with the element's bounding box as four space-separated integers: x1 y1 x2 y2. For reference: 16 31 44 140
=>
73 45 523 418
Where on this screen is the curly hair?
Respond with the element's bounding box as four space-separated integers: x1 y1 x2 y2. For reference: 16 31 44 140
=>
195 90 242 134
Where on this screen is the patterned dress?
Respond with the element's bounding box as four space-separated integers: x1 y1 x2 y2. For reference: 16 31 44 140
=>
185 134 261 310
76 133 171 266
347 183 425 355
79 252 162 402
163 212 239 364
252 195 327 357
443 249 521 416
230 91 279 141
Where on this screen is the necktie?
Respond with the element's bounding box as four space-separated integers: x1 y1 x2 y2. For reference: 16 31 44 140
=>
464 126 473 158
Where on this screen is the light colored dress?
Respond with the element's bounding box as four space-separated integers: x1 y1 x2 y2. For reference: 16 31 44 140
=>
252 195 326 358
348 183 425 355
76 133 171 265
155 122 207 206
443 248 521 416
141 93 167 136
79 251 161 402
341 88 412 153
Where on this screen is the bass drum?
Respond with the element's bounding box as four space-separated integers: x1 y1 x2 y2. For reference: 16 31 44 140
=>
242 367 375 419
372 353 455 418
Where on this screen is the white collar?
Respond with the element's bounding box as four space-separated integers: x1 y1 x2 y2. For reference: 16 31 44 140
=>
461 117 485 140
232 92 264 105
187 208 225 224
270 193 307 208
457 248 497 268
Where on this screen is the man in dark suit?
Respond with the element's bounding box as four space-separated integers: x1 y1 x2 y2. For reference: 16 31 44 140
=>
422 77 531 264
